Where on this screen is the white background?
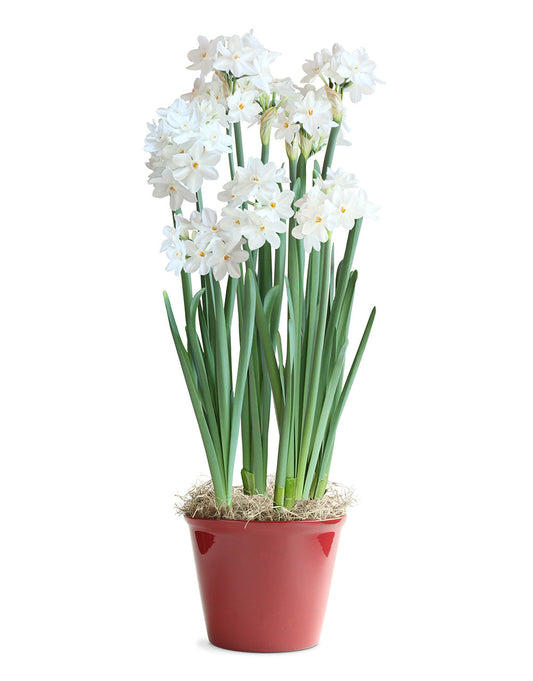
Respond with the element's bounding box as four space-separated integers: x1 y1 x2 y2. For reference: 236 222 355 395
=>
1 1 532 678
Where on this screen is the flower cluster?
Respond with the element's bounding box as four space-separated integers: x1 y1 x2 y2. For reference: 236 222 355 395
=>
161 156 295 280
146 31 380 278
161 209 249 281
145 95 230 210
187 31 279 92
293 168 379 252
272 84 343 157
301 43 381 103
218 158 294 250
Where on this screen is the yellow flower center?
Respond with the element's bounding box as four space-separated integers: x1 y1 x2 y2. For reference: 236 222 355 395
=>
239 103 245 110
192 162 199 169
211 226 218 231
284 122 289 128
199 251 205 257
270 202 277 208
260 225 265 231
252 176 259 182
169 186 175 192
315 216 322 223
308 109 314 116
224 254 231 261
340 206 346 213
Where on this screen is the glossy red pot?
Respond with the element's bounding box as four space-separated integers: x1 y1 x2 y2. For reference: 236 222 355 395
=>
185 515 346 652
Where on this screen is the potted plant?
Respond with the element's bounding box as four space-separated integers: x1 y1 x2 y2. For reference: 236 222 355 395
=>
145 30 380 652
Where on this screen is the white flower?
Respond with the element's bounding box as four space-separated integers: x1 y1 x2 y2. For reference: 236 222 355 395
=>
235 157 287 204
197 123 233 155
184 238 212 275
243 30 279 90
182 77 207 102
271 77 296 98
217 178 246 206
214 34 257 78
350 188 380 220
191 208 232 242
273 109 300 143
160 215 192 253
291 89 337 138
164 100 201 145
293 174 378 250
244 211 286 250
219 206 250 237
148 168 195 210
293 188 332 252
183 77 229 123
324 187 360 230
318 167 359 191
208 238 249 280
172 142 220 193
211 30 279 87
255 187 295 221
227 89 261 124
160 225 176 252
334 45 380 102
187 35 222 75
301 50 332 84
144 119 171 154
165 235 187 275
325 186 379 226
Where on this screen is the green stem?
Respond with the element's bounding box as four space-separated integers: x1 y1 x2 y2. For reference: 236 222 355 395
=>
261 141 270 164
295 237 332 499
321 124 341 179
289 157 297 186
227 123 235 179
233 122 245 168
196 188 203 212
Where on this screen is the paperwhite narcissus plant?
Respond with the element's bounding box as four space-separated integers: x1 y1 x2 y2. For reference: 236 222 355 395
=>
145 30 380 507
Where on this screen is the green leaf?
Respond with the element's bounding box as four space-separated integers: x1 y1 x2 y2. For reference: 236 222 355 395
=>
252 270 284 426
264 284 282 338
292 176 303 201
227 270 256 494
213 278 231 475
302 341 349 497
163 291 226 503
318 306 377 484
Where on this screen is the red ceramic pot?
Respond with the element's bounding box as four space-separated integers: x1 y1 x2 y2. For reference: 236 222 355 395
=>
185 515 346 652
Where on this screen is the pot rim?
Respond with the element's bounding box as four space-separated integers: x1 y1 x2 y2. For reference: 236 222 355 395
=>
184 514 346 525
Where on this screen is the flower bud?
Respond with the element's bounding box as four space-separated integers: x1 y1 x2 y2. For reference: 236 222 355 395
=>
285 138 299 162
214 70 231 98
298 130 313 159
257 93 271 111
260 107 277 146
325 85 343 123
